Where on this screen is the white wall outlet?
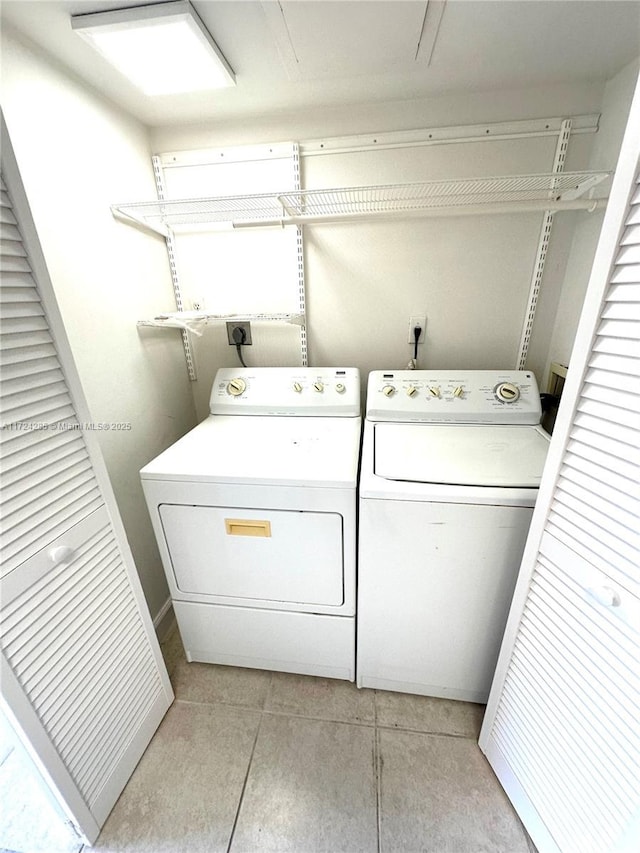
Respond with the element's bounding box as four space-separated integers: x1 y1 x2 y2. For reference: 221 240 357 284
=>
192 296 205 312
407 315 427 344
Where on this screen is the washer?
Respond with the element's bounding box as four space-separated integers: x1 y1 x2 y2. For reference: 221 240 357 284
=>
357 369 550 703
141 367 361 680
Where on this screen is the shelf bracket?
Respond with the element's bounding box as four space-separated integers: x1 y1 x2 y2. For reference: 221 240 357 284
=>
516 119 573 371
152 155 197 381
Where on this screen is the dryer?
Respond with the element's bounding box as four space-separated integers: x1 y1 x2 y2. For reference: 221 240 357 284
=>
141 367 361 680
357 370 550 703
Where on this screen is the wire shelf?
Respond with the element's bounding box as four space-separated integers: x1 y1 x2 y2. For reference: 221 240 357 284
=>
113 171 610 234
137 311 305 336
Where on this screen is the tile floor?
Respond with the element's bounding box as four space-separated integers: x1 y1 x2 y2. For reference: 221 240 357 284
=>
0 711 82 853
87 627 536 853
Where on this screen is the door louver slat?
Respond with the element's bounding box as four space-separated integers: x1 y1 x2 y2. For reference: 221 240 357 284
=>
556 477 637 532
577 396 638 429
0 286 41 303
572 409 637 447
569 422 638 463
566 433 640 479
588 350 639 374
610 264 640 283
615 244 640 264
554 485 638 550
621 223 640 245
584 365 640 394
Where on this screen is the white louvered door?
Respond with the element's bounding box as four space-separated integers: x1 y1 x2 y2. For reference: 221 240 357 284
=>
0 122 173 843
479 78 640 853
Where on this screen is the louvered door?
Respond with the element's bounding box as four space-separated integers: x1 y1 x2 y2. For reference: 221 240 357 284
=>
479 79 640 853
0 123 173 843
0 209 104 574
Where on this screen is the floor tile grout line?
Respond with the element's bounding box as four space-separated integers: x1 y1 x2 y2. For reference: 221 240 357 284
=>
173 697 480 739
225 712 264 853
0 745 15 770
374 724 382 853
262 671 275 712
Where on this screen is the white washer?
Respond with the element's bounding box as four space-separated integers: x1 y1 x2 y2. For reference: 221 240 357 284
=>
141 367 361 680
357 369 550 703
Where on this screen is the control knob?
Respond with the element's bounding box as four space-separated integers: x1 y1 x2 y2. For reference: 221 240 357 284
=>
293 382 303 393
313 381 324 393
428 386 441 398
335 383 346 393
227 378 246 397
495 382 520 403
453 386 464 398
406 386 418 398
382 385 396 397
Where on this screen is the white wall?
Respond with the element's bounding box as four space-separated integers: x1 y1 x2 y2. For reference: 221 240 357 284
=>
1 27 197 624
151 81 606 393
151 82 605 152
544 57 640 387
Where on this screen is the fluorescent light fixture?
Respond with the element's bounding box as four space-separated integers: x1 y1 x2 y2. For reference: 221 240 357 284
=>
71 1 235 95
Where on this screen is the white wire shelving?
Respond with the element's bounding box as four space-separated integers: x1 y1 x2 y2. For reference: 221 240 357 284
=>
137 310 305 334
113 171 610 235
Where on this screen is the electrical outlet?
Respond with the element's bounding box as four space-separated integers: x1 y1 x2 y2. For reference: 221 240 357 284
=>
407 315 427 344
192 296 205 312
226 321 252 346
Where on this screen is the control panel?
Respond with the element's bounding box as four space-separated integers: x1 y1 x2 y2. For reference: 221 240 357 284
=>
210 367 360 417
367 370 542 424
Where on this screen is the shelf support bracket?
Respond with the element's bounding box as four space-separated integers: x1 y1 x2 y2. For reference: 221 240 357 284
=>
292 145 308 366
152 155 197 381
516 119 572 371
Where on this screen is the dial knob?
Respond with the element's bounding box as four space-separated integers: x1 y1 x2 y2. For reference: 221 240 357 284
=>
428 386 441 398
227 378 246 397
495 382 520 403
293 382 303 393
406 386 418 398
453 386 464 398
382 385 396 397
335 383 345 393
313 381 324 393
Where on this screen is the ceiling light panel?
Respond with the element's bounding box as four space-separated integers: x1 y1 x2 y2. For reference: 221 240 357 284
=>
71 1 235 95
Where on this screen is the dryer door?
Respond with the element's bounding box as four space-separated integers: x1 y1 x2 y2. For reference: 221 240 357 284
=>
159 504 344 605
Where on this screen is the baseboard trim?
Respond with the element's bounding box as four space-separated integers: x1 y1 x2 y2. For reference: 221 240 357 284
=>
153 598 175 642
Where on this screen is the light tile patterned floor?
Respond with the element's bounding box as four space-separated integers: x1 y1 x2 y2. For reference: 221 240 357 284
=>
88 626 534 853
0 712 83 853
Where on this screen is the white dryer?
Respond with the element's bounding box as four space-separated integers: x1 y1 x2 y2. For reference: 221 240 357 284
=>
357 370 550 703
141 367 361 680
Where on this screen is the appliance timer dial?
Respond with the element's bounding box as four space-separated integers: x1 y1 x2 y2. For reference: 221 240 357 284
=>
227 378 246 397
382 385 396 397
495 382 520 403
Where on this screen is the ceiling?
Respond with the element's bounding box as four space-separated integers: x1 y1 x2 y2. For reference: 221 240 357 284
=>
2 0 639 128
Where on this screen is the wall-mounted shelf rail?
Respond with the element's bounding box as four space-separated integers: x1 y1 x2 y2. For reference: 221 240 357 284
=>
113 171 609 235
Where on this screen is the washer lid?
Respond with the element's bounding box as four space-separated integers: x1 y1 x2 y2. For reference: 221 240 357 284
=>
374 423 550 487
